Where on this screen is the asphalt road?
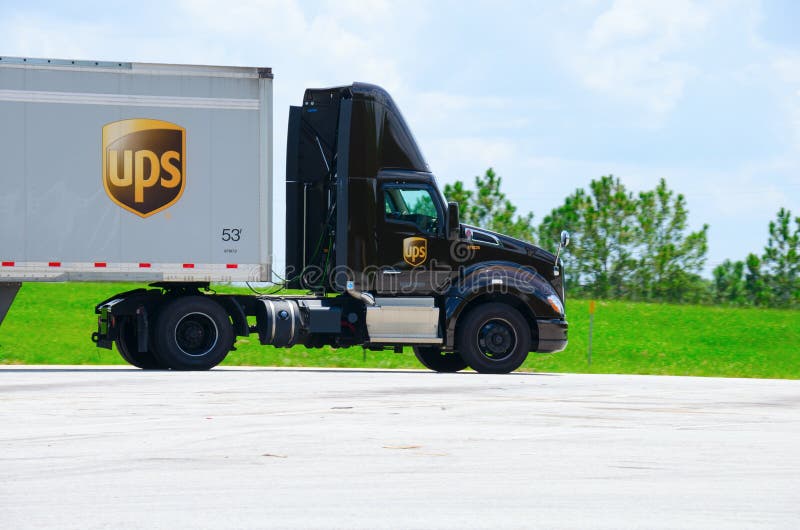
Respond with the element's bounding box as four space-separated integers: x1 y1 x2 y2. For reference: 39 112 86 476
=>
1 366 798 529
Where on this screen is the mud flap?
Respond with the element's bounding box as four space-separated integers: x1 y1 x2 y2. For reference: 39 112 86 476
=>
0 282 21 329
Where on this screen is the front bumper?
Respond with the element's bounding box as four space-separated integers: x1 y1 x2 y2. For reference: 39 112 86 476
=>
536 318 568 353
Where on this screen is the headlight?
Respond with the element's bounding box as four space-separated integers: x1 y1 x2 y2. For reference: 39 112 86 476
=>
546 294 564 316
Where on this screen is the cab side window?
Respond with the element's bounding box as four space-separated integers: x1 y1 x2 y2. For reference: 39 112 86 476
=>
384 186 441 235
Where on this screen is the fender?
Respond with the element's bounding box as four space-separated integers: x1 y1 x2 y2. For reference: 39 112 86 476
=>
95 289 249 337
443 261 563 348
215 295 250 338
94 288 162 317
93 288 163 349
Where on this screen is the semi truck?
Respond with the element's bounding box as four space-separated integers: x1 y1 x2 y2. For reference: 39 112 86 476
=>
0 56 569 373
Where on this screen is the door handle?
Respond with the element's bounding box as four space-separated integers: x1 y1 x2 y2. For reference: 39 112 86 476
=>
382 269 401 275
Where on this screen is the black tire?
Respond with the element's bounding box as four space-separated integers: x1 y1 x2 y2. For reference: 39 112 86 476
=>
116 317 163 370
456 303 531 374
413 346 468 373
153 296 233 371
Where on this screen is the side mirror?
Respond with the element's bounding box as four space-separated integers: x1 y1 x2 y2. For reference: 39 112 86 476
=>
554 230 570 277
447 201 460 240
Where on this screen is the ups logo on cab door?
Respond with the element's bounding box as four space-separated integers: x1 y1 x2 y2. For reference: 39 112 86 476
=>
403 237 428 267
102 119 186 217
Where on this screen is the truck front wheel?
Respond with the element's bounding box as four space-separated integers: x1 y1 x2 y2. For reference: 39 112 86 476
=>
413 346 468 373
154 296 234 370
456 303 531 374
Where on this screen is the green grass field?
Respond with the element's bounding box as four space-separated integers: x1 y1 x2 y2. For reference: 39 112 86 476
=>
1 282 798 379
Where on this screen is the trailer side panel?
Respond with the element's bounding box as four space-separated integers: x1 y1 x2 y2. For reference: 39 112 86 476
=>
0 58 272 282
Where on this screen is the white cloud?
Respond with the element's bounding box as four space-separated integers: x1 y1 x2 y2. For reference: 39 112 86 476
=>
2 16 110 60
564 0 713 118
176 0 306 36
175 0 411 91
403 92 524 138
770 53 800 151
588 0 709 47
320 0 395 26
427 137 517 179
771 55 800 84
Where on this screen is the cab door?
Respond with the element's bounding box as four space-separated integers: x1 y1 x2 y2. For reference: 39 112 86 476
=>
376 182 453 295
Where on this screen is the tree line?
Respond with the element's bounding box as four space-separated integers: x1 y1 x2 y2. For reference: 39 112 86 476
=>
444 168 800 308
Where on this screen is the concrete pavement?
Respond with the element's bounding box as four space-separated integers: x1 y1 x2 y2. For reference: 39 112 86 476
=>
1 366 799 529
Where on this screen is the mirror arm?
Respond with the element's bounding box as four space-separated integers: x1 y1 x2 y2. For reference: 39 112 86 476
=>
553 230 570 277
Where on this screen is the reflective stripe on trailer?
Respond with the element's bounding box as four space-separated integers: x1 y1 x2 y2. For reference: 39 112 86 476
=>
0 262 261 281
3 261 240 269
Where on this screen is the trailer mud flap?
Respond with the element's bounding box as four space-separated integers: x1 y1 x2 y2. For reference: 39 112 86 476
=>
0 282 21 328
136 307 149 353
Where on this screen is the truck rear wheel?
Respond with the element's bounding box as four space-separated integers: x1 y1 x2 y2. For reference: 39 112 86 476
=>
456 303 531 374
413 346 468 373
153 296 233 370
116 318 163 370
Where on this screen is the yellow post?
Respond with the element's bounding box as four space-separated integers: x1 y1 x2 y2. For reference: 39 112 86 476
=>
588 301 596 365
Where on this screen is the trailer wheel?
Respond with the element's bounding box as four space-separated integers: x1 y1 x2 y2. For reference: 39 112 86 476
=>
154 296 233 370
116 318 163 370
413 346 468 373
456 303 531 374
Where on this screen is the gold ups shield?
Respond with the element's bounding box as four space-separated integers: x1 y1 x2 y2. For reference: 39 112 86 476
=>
403 237 428 267
102 119 186 218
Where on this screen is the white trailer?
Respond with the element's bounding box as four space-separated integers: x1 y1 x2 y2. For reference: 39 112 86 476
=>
0 57 273 285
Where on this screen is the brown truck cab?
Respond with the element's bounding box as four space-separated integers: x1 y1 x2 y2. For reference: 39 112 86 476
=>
281 83 569 373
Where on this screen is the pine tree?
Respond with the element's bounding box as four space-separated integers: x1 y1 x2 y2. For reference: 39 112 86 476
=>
762 208 800 307
443 168 535 242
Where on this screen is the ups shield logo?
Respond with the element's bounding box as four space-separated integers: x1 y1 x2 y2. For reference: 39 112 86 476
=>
403 237 428 267
102 119 186 217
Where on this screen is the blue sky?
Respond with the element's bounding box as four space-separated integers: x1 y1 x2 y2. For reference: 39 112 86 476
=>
2 0 799 274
